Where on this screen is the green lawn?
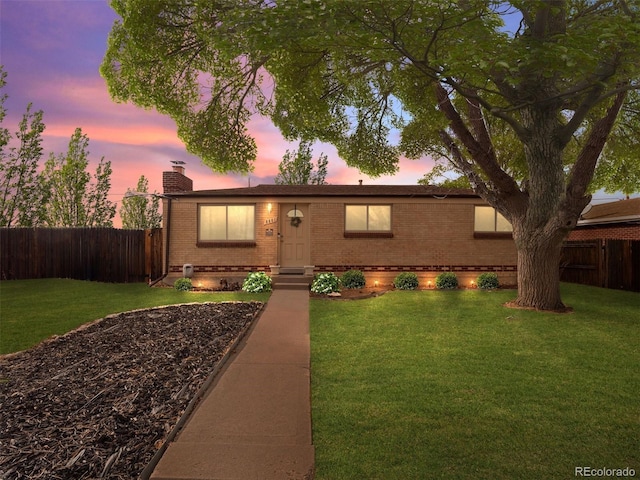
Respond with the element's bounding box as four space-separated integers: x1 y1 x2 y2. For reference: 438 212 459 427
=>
310 283 639 479
0 278 269 354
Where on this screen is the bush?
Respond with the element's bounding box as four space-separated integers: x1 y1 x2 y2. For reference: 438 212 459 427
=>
477 272 500 290
435 272 458 289
242 271 272 293
173 277 193 291
311 272 341 294
340 269 366 289
394 272 419 290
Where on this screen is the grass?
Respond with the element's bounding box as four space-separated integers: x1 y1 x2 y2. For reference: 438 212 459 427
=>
310 283 640 479
0 278 269 354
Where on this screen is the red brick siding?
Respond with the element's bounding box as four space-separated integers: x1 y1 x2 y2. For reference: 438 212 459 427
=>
166 200 278 269
163 171 194 193
568 224 640 241
163 196 518 287
309 200 517 287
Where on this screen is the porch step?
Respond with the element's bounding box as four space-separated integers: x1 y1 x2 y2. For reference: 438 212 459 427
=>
271 274 313 290
279 267 305 275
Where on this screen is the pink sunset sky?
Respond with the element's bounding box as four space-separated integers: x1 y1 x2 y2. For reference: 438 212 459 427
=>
0 0 435 227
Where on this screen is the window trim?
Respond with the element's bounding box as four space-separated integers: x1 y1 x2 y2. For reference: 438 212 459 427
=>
473 205 513 238
197 203 256 246
344 204 393 238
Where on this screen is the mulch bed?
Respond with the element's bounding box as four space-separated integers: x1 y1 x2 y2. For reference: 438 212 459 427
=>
0 301 263 480
310 286 391 300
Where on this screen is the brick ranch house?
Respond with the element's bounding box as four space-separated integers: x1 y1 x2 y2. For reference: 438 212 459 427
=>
567 197 640 241
160 166 518 288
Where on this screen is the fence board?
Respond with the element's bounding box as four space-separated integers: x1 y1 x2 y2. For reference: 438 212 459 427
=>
0 228 163 283
561 239 639 292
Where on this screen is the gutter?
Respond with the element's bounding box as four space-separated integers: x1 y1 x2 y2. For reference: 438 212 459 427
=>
577 215 640 227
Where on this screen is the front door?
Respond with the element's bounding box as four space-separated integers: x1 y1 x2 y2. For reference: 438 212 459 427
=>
280 203 310 267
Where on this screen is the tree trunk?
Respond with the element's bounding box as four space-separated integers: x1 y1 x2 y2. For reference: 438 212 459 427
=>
511 226 568 311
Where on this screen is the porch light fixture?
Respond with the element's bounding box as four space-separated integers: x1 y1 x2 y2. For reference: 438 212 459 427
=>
267 203 273 213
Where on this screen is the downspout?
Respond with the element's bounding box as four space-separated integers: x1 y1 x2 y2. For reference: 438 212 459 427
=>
149 196 171 287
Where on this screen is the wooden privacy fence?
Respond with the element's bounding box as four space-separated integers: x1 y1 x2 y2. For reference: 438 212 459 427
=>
0 228 163 283
561 239 640 292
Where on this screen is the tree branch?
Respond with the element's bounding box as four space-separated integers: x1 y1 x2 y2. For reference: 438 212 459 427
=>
566 90 627 200
434 83 521 198
438 129 490 199
442 76 527 138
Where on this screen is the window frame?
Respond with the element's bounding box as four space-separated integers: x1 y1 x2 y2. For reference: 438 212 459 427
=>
197 203 256 247
344 204 393 238
473 205 513 239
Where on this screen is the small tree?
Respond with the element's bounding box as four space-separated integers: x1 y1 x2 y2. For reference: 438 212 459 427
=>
120 175 162 229
274 140 328 185
0 69 47 227
41 128 116 227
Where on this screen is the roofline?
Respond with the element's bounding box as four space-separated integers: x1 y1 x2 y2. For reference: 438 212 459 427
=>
577 215 640 226
165 185 480 199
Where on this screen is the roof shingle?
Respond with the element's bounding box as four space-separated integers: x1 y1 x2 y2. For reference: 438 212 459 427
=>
170 184 478 198
581 198 640 220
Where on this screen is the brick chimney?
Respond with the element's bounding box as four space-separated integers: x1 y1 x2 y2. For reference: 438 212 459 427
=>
163 162 193 193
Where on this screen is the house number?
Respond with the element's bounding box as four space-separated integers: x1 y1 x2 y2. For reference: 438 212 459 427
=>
264 217 278 225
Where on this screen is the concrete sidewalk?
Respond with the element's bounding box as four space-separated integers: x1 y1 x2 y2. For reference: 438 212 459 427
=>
150 289 314 480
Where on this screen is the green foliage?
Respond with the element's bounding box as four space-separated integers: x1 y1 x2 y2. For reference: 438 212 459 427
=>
274 140 328 185
477 272 500 290
242 271 272 293
311 272 340 294
0 70 118 228
436 272 458 290
0 68 47 227
173 277 193 292
120 175 162 229
41 128 116 227
101 2 640 184
590 90 640 196
340 269 366 289
418 164 471 188
393 272 419 290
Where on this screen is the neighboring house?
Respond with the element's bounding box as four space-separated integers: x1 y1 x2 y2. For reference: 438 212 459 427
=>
161 166 518 288
568 198 640 241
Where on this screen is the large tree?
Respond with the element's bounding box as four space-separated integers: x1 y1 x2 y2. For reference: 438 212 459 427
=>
120 175 162 229
275 140 328 185
42 128 116 227
101 1 640 311
0 68 47 227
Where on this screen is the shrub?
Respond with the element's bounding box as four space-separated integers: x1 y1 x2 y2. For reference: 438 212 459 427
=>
477 272 500 290
394 272 419 290
173 277 193 291
311 272 341 294
435 272 458 289
242 271 272 293
340 269 366 289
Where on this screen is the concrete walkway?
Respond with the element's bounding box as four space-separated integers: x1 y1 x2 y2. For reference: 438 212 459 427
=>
150 289 314 480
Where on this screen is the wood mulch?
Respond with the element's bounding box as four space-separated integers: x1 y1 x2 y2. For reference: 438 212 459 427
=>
0 301 264 480
310 286 391 300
